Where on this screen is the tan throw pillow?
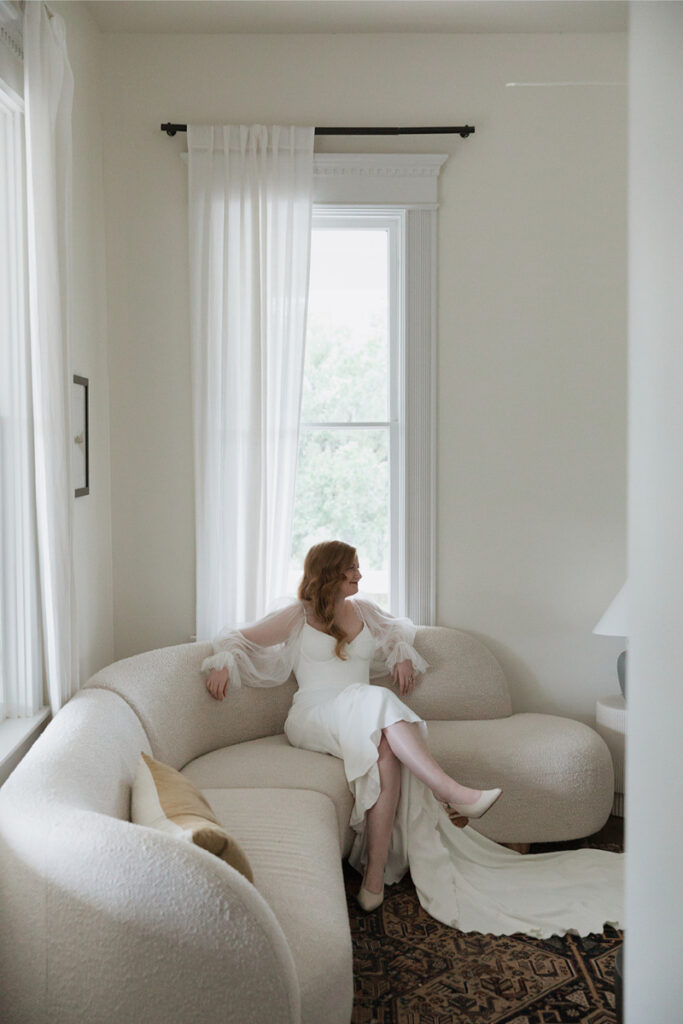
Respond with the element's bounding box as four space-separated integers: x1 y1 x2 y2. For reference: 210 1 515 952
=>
131 752 254 883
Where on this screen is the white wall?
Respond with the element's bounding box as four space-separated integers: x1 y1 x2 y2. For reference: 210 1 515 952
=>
626 3 683 1018
54 1 114 682
100 30 627 722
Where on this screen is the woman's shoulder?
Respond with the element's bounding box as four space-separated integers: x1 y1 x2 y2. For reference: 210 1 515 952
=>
224 599 305 650
266 598 306 626
350 595 383 614
351 597 416 633
350 596 387 626
269 596 306 613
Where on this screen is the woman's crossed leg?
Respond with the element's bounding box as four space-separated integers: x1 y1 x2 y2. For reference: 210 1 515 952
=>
363 722 477 895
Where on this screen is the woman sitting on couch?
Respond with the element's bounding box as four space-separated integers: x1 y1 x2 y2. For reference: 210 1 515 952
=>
202 540 622 937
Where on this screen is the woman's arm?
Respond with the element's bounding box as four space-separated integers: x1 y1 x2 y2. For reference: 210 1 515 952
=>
202 602 305 697
239 612 300 647
352 597 429 693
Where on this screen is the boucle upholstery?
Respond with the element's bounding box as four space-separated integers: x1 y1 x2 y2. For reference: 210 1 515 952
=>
206 787 354 1024
0 689 300 1024
87 640 298 769
84 626 510 771
132 752 255 881
384 626 512 721
9 686 150 817
182 734 355 855
0 624 614 1024
426 715 614 842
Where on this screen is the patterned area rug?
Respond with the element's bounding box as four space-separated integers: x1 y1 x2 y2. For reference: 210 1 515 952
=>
345 819 623 1024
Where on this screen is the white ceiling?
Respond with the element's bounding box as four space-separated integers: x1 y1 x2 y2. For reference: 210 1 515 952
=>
84 1 629 36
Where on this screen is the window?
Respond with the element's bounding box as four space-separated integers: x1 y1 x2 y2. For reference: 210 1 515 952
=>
0 69 43 724
288 154 447 622
290 212 399 608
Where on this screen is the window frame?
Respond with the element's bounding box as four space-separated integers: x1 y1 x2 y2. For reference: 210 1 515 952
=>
308 153 447 623
299 207 403 610
0 63 51 782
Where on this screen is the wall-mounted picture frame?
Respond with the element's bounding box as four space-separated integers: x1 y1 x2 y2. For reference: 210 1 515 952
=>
72 374 89 497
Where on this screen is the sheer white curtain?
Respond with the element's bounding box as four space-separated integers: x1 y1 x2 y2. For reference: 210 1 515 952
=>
188 125 314 638
0 54 42 719
23 0 77 713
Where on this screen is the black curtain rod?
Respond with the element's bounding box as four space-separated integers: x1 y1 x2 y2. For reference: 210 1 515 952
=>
161 123 475 138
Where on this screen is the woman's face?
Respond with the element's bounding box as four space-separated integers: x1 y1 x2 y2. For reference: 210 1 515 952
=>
338 554 362 598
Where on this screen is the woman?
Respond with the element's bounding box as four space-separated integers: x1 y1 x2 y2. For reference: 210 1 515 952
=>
204 540 500 911
203 541 623 936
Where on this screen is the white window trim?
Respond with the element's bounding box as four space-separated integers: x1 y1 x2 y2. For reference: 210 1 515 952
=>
311 153 447 624
0 61 22 113
0 708 50 787
1 67 46 765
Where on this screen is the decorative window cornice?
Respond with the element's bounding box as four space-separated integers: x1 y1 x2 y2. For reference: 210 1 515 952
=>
314 154 448 177
313 153 448 205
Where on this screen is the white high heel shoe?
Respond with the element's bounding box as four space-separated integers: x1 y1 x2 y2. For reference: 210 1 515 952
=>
446 787 502 820
357 884 384 912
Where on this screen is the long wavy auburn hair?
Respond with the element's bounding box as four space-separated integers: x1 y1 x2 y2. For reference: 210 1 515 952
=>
298 540 357 660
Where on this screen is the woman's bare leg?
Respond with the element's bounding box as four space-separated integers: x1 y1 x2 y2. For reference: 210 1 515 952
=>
363 735 401 894
382 721 483 806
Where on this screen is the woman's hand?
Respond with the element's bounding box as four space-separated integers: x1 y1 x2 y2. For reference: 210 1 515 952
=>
392 659 416 696
206 667 230 701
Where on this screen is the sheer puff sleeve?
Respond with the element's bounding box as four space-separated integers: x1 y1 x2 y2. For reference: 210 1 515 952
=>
200 601 305 689
352 597 429 677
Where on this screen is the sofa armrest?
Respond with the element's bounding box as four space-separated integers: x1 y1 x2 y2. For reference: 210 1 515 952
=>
425 714 615 844
0 806 301 1024
374 626 513 721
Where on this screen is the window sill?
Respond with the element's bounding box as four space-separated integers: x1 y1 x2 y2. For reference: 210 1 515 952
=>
0 707 51 788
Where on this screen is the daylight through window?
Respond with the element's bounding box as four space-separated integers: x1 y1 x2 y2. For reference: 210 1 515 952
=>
289 214 401 608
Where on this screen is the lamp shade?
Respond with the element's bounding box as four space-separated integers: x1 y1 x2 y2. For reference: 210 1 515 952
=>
593 581 628 637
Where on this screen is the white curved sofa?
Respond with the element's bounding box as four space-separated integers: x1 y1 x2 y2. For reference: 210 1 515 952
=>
0 626 614 1024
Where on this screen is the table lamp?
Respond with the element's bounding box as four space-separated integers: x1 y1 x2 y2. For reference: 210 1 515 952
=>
593 582 628 698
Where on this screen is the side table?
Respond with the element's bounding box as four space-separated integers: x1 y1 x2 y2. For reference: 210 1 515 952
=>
595 694 626 817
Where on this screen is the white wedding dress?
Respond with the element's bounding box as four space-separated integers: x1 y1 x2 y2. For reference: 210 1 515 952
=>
203 597 624 938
